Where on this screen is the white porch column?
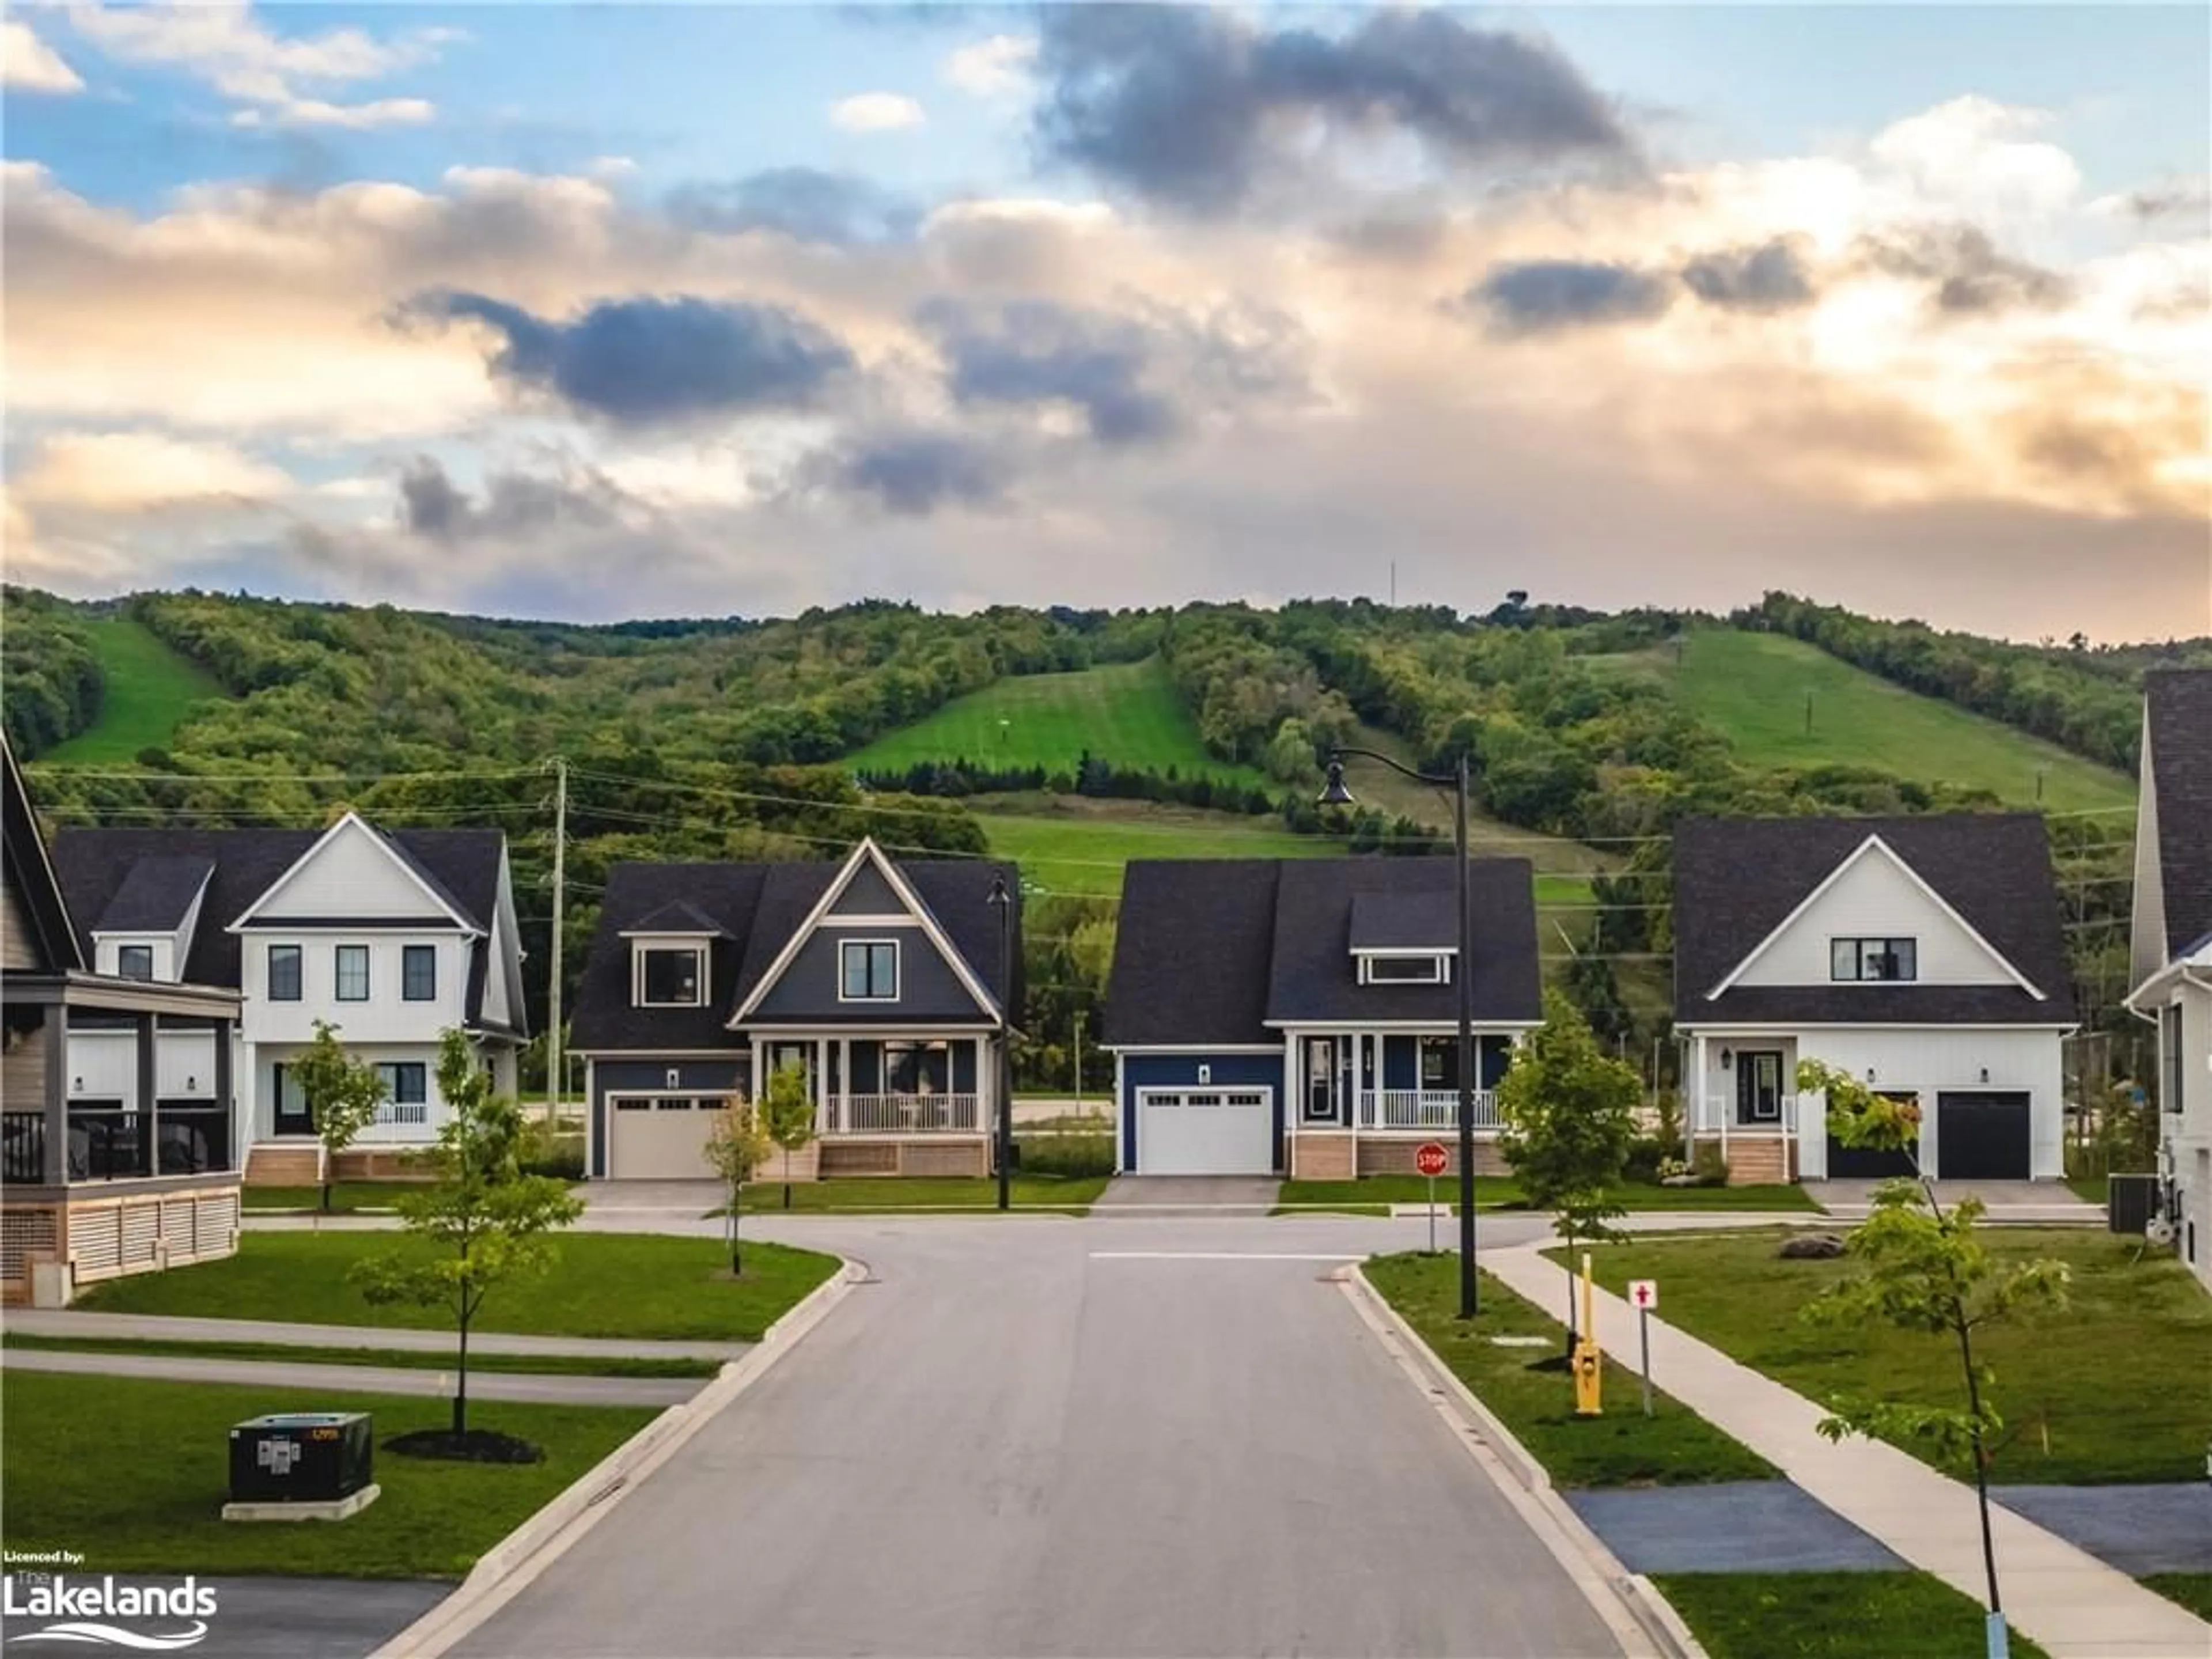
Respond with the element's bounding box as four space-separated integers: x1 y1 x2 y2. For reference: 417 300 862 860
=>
836 1037 850 1134
976 1034 989 1134
1691 1033 1706 1155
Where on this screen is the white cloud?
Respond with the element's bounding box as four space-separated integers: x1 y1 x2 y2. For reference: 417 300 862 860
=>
830 92 926 134
3 18 83 92
65 0 448 128
14 430 293 509
1868 96 2081 228
942 34 1035 98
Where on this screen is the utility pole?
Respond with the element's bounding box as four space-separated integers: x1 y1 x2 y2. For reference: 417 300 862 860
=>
1074 1010 1085 1106
547 756 567 1132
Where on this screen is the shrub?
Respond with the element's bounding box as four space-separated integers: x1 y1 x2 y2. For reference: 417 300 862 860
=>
518 1122 586 1181
1690 1141 1730 1187
1623 1134 1672 1184
1016 1131 1115 1179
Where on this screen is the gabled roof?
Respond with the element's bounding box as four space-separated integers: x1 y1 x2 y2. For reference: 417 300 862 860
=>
2146 669 2212 963
570 849 1021 1053
93 856 215 934
2 739 85 973
230 812 479 933
1673 813 2075 1027
1103 857 1544 1048
50 825 507 1021
620 899 727 938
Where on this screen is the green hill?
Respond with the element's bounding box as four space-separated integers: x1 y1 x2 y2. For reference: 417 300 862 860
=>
975 798 1344 899
1657 632 2134 814
42 618 229 764
847 656 1267 786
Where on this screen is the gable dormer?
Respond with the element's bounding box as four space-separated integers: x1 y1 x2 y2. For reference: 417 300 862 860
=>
622 901 723 1009
89 855 214 983
1347 891 1456 986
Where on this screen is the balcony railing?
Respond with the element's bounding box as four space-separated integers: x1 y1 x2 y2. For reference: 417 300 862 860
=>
156 1104 234 1175
67 1109 150 1181
1356 1089 1499 1131
827 1093 980 1134
2 1111 46 1183
1696 1093 1801 1134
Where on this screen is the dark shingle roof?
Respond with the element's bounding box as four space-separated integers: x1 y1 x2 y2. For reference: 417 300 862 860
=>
93 856 215 933
1104 857 1544 1047
1348 890 1453 950
2147 669 2212 961
50 824 506 1020
571 851 1020 1052
2 739 84 973
622 899 727 937
1673 813 2074 1026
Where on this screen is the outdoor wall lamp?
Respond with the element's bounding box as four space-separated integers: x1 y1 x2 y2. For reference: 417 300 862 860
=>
1866 1067 1878 1083
1719 1048 1734 1070
1979 1067 1990 1084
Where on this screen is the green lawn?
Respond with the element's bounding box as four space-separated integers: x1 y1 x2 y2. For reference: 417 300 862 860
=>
242 1181 435 1211
1363 1255 1776 1487
974 799 1345 898
849 656 1268 785
1 1334 719 1379
78 1232 839 1343
1278 1176 1818 1214
1667 631 2134 812
2066 1175 2109 1206
0 1370 654 1579
1562 1229 2212 1484
40 617 229 764
1652 1571 2050 1659
737 1175 1107 1212
2144 1573 2212 1620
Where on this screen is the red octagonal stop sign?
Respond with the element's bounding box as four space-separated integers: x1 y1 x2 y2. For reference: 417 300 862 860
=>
1414 1142 1449 1178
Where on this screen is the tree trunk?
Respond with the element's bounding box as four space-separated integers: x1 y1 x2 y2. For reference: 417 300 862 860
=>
783 1146 793 1210
1562 1225 1579 1354
320 1173 334 1214
453 1309 469 1438
730 1188 744 1277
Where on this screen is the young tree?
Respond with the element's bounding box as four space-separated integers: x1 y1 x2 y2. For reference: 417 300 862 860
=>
1798 1058 2069 1642
349 1030 584 1441
1495 990 1641 1343
759 1063 817 1210
703 1096 772 1274
292 1020 389 1214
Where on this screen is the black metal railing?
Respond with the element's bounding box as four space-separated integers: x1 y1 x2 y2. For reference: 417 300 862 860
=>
156 1104 234 1175
1 1111 46 1183
67 1108 150 1181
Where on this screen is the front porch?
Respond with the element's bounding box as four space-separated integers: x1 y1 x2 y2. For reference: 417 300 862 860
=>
1683 1033 1805 1185
1283 1028 1517 1181
756 1030 999 1179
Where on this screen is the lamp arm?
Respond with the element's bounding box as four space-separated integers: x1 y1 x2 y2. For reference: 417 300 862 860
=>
1326 745 1454 790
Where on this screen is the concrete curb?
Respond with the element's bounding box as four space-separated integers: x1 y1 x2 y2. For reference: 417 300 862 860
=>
373 1258 863 1659
1338 1264 1705 1659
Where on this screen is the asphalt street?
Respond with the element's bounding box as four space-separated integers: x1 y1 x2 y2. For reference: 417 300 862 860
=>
450 1208 1632 1659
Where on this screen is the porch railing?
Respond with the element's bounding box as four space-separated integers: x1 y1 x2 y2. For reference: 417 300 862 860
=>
1696 1092 1801 1134
1355 1089 1499 1131
2 1111 46 1183
827 1093 980 1135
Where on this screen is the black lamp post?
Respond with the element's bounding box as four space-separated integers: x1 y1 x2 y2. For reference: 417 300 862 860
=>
1320 747 1479 1319
987 873 1013 1212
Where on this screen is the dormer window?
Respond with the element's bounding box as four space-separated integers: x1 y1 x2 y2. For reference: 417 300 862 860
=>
116 945 154 982
1831 937 1917 983
1357 952 1449 985
636 945 705 1007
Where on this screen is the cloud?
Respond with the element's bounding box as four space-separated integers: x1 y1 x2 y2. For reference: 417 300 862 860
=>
13 430 292 509
397 452 642 541
667 168 918 246
65 1 449 128
944 33 1035 97
1470 259 1676 333
2092 177 2212 230
1859 224 2073 315
1031 7 1633 213
1679 236 1818 312
805 427 1007 514
1867 96 2080 227
399 291 858 426
830 92 926 132
4 19 83 92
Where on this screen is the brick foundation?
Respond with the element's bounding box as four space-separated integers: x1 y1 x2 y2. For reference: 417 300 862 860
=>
816 1137 989 1179
332 1148 436 1181
1288 1132 1355 1181
243 1145 322 1187
1358 1137 1511 1177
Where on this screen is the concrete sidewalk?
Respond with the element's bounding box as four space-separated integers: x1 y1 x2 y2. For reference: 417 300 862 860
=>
1487 1246 2210 1659
4 1347 702 1407
5 1308 749 1362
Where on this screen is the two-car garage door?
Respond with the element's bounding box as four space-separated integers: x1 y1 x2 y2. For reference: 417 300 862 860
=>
1136 1088 1275 1176
608 1096 719 1180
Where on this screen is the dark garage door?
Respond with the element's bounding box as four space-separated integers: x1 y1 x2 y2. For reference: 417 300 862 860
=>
1936 1092 2031 1181
1826 1134 1916 1179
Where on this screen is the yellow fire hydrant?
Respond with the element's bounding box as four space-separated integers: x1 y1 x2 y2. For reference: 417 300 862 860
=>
1572 1251 1603 1416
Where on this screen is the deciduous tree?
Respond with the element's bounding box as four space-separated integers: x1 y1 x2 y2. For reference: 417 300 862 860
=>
292 1020 389 1214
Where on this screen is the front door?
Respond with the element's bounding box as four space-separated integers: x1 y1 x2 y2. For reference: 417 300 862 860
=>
271 1063 313 1137
1736 1051 1784 1126
1304 1038 1337 1124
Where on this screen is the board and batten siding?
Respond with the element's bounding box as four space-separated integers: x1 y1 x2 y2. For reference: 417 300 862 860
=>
588 1056 750 1179
1733 845 2027 988
1778 1026 2066 1179
1118 1051 1287 1174
749 923 989 1023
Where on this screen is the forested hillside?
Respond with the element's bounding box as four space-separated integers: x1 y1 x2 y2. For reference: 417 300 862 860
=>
4 583 2180 1095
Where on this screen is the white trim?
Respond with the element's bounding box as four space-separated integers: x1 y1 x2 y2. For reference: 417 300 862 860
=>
836 937 902 1003
616 927 719 940
1677 1022 2079 1035
631 941 709 1009
1100 1043 1286 1055
1707 833 2042 1001
226 811 477 935
571 1048 742 1058
1357 953 1448 986
819 914 922 927
1114 1051 1127 1172
742 1023 1001 1036
729 839 1001 1027
1263 1020 1540 1032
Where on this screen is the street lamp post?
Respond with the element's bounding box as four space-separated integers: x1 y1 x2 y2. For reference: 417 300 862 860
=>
1320 747 1479 1318
988 873 1014 1212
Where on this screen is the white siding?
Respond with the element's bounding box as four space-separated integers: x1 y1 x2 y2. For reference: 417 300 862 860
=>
2162 981 2212 1290
66 1030 137 1104
1787 1027 2063 1179
156 1030 216 1097
253 1040 450 1143
1733 842 2027 990
93 935 177 980
247 817 453 922
241 931 467 1046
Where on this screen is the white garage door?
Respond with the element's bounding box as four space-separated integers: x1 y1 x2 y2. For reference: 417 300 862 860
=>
1137 1088 1274 1176
608 1096 719 1180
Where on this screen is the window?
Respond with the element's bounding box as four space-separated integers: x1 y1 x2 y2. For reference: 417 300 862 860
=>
2165 1005 2186 1115
268 944 302 1002
1830 937 1918 982
1361 953 1446 984
840 940 898 1001
637 946 704 1007
882 1040 949 1095
1420 1037 1460 1089
116 945 153 982
402 945 437 1002
335 945 370 1001
376 1062 428 1104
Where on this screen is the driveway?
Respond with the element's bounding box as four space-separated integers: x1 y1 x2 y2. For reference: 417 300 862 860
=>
1091 1175 1281 1210
450 1211 1627 1658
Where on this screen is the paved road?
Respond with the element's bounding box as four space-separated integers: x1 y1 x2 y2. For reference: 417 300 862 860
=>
191 1577 452 1659
453 1210 1628 1659
3 1347 703 1407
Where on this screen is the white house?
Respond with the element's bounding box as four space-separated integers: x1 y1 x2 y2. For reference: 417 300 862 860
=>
2126 669 2212 1288
51 814 526 1183
1673 814 2075 1185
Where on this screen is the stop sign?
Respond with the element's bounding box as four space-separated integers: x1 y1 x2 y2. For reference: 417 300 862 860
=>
1414 1142 1449 1177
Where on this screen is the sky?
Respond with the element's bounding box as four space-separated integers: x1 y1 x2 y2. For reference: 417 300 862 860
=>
3 3 2207 641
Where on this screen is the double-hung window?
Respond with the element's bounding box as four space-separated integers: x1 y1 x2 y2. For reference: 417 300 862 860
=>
1830 937 1918 983
402 945 437 1002
376 1062 429 1124
335 945 370 1002
840 940 898 1002
268 944 303 1001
